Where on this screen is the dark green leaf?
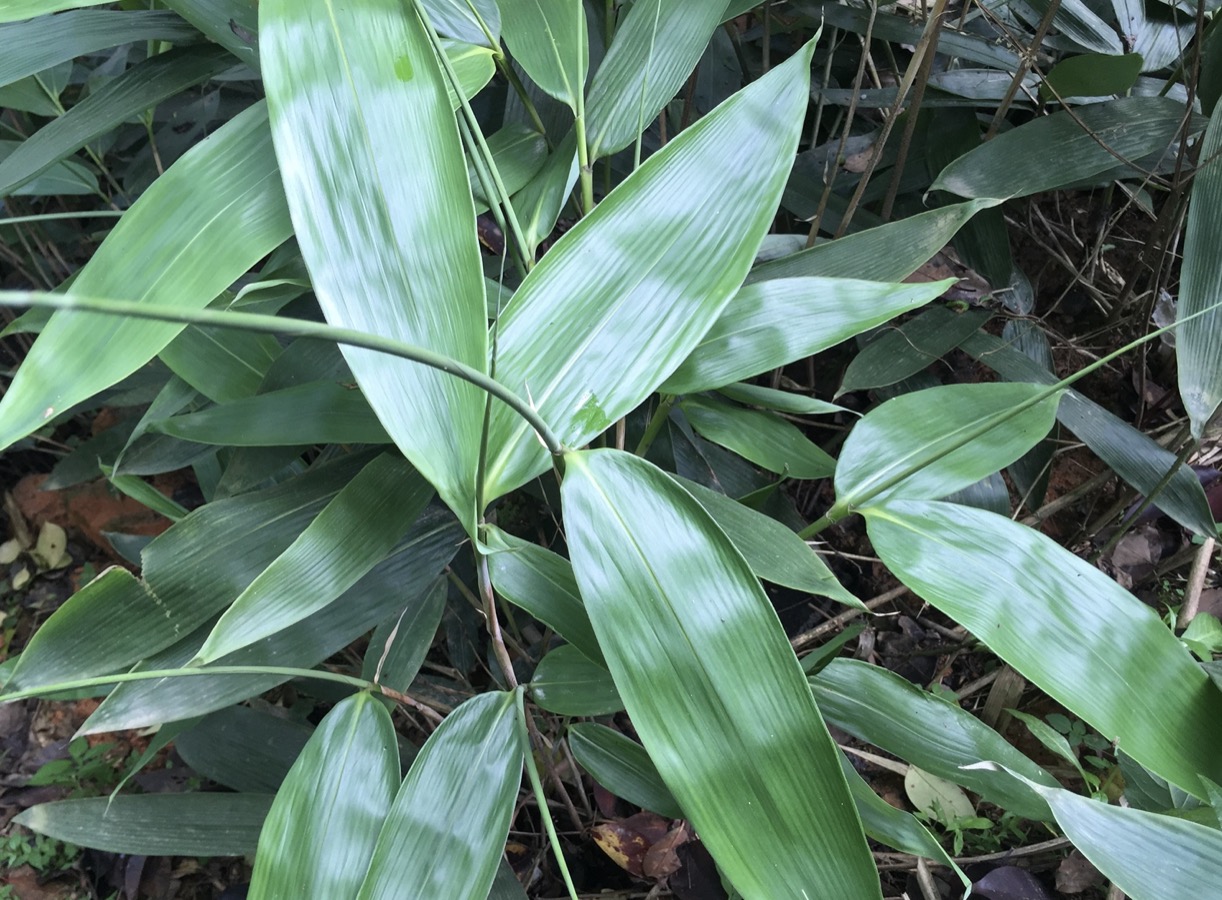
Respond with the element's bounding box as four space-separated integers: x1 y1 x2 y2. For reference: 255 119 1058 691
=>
530 644 624 716
681 394 835 480
568 723 683 818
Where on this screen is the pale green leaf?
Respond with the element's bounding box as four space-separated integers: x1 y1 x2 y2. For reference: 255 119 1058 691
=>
420 0 500 46
499 0 588 110
262 0 487 533
483 43 816 500
0 0 114 22
836 383 1061 508
356 692 521 900
864 500 1222 797
563 449 880 897
663 277 950 394
1177 105 1222 438
250 694 399 899
470 123 548 213
197 454 432 663
0 102 292 453
681 394 836 480
585 0 729 159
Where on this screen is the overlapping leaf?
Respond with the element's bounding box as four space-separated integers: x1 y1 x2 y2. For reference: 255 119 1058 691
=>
483 43 816 501
261 0 487 532
563 449 880 897
0 103 292 452
865 500 1222 797
499 0 588 110
251 693 399 898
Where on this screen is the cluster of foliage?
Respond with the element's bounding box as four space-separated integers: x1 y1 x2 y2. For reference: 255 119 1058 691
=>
2 0 1222 897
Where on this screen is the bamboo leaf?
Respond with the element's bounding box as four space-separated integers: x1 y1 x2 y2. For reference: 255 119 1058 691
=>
681 394 836 479
585 0 729 159
261 0 487 533
1176 104 1222 438
149 381 392 447
196 454 432 663
499 0 588 110
420 0 500 46
250 693 400 899
484 43 816 501
0 102 292 453
176 706 314 794
360 578 447 692
163 0 260 69
562 449 881 897
836 383 1061 508
864 500 1222 797
531 644 625 715
963 331 1217 535
0 9 199 87
80 509 463 733
568 723 683 818
980 765 1222 900
749 199 998 283
159 323 282 403
932 96 1188 199
485 525 604 666
356 692 521 900
14 794 272 857
1 1 113 21
812 658 1057 821
0 45 233 197
838 308 991 395
663 277 950 394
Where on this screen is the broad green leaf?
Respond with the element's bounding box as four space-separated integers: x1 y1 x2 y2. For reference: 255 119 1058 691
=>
196 454 432 663
864 500 1222 797
568 723 683 818
0 9 199 88
439 37 497 109
1177 106 1222 438
836 383 1061 508
0 102 292 453
932 96 1187 199
748 199 997 283
1041 53 1143 100
262 0 487 533
812 658 1057 821
484 526 604 665
15 794 272 856
963 331 1217 535
984 765 1222 900
356 692 521 900
676 476 861 606
251 693 399 899
101 463 190 521
149 381 391 446
0 60 72 117
3 568 158 693
681 394 836 480
531 644 625 715
0 45 233 197
80 508 462 733
483 43 816 501
584 0 727 159
663 277 950 394
838 308 990 395
159 323 282 404
176 706 314 793
419 0 500 46
562 450 880 898
499 0 588 110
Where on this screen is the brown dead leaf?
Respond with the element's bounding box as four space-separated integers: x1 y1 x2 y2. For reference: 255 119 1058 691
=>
642 821 690 879
592 821 651 876
1056 850 1104 893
